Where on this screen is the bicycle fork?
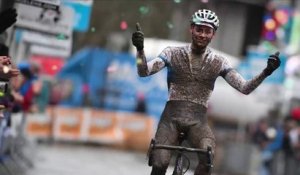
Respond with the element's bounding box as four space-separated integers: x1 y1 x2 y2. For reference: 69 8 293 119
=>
172 132 185 175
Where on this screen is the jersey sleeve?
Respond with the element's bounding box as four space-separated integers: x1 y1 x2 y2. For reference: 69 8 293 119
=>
157 47 172 66
219 56 234 77
221 56 268 95
137 47 172 77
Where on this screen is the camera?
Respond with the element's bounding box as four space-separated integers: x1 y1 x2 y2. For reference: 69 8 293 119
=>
0 81 8 95
0 42 11 97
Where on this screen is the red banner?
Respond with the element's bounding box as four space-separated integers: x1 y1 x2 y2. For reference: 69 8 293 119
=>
30 55 65 76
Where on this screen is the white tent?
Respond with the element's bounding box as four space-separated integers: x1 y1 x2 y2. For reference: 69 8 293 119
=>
209 79 271 122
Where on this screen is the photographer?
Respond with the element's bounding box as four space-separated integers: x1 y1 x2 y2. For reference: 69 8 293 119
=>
0 6 19 109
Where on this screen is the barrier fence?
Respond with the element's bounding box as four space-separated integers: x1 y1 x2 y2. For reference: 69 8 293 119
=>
25 107 156 151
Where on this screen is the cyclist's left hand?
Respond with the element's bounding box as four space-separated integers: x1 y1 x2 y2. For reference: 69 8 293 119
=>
264 51 281 76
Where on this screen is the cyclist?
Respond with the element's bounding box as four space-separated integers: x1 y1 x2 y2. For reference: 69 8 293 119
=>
132 9 280 175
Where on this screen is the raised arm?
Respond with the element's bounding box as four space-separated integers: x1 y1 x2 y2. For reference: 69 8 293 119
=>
132 23 167 77
223 69 267 95
221 52 281 95
136 50 167 77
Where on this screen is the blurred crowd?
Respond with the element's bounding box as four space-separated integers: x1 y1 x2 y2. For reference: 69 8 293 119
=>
0 7 43 174
248 114 300 175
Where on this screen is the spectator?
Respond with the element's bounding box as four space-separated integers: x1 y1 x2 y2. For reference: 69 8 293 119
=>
0 44 19 112
252 119 269 149
0 7 19 80
29 61 50 113
135 92 147 114
284 107 300 175
251 118 284 175
11 63 34 113
0 7 19 111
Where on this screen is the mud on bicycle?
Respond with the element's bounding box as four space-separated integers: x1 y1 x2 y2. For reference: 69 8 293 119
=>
148 132 213 175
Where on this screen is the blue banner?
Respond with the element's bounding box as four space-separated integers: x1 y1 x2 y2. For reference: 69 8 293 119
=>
104 53 168 120
58 48 168 120
63 1 93 32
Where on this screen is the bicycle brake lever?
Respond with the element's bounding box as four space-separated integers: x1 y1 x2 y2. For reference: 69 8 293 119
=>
206 146 213 173
147 139 156 166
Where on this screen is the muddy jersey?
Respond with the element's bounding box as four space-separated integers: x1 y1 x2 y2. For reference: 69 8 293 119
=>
136 45 268 108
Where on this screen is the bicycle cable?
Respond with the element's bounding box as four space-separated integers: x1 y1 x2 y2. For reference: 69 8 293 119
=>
175 150 190 175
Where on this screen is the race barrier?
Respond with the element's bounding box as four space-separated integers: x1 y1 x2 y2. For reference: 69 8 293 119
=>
24 107 155 151
52 107 85 141
118 112 155 151
87 110 123 144
25 108 54 139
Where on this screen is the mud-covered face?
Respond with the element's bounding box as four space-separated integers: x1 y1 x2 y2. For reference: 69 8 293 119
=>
190 24 215 49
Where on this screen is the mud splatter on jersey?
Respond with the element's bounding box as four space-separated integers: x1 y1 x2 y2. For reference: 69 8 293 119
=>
136 45 268 108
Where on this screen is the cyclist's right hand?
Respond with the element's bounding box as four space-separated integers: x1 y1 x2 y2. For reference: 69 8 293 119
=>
132 22 144 51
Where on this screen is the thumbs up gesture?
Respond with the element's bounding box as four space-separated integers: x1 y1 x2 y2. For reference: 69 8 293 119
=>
264 51 281 76
132 23 144 51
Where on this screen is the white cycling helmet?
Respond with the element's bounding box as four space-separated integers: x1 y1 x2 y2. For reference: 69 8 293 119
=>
191 9 219 31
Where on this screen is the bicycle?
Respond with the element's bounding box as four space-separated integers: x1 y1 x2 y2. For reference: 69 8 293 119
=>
148 132 213 175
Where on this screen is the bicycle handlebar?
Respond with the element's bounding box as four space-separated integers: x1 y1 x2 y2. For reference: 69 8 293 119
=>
149 139 213 173
153 144 207 153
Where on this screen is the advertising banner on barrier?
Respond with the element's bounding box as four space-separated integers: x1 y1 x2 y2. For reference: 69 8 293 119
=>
25 107 155 151
26 113 52 138
53 107 84 140
87 110 123 144
118 112 154 151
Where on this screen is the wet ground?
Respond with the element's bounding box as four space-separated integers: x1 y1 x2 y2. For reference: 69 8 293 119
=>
24 143 195 175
